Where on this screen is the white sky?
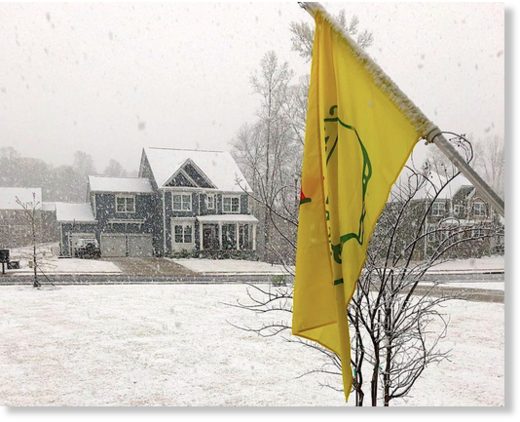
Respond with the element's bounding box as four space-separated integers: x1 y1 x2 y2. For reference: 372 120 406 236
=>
0 1 505 173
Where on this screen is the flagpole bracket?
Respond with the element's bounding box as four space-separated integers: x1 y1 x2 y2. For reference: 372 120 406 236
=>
423 126 442 145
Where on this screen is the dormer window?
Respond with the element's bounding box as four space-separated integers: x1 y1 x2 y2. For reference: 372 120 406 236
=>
115 195 135 213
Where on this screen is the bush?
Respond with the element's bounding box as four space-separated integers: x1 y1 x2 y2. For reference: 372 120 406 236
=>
271 274 287 287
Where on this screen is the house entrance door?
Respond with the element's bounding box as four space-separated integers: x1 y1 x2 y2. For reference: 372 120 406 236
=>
202 224 219 249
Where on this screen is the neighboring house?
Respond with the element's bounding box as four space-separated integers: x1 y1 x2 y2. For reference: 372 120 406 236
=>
388 171 504 260
0 187 58 248
57 147 258 257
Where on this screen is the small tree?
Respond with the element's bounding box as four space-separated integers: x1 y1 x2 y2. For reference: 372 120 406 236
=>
15 192 41 288
229 135 504 405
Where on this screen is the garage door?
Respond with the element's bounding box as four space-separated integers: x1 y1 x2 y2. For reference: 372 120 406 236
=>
127 234 153 257
100 234 127 257
69 233 96 257
100 234 153 257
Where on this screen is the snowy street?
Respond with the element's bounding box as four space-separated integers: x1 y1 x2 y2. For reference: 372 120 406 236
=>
0 284 504 406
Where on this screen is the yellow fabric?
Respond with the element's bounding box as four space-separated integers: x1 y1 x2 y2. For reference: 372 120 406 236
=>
292 12 421 402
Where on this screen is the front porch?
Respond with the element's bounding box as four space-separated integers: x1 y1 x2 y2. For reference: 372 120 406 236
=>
169 214 258 256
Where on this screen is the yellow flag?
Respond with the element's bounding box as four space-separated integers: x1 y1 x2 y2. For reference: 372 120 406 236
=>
292 9 426 402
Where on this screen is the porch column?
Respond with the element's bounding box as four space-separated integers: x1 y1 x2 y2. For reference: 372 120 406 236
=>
236 223 240 250
199 222 204 251
252 224 257 251
218 222 223 249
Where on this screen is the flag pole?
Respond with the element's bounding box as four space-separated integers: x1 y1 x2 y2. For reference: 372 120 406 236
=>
298 2 505 217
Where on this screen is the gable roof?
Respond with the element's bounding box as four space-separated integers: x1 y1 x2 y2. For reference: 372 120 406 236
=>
391 169 473 202
141 147 252 193
0 187 42 210
88 176 153 193
55 202 96 223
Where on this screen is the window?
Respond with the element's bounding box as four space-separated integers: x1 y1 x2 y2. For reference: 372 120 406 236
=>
206 194 215 210
174 224 193 243
172 193 192 211
473 202 486 218
439 228 450 242
223 195 240 214
472 228 484 238
116 195 135 213
184 226 192 243
453 204 464 217
431 201 445 217
174 225 183 243
222 224 236 249
427 224 437 242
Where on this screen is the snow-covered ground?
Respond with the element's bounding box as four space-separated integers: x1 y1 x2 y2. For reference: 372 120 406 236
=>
172 258 293 275
426 255 504 274
0 285 503 406
173 256 504 276
6 243 121 275
436 281 504 291
7 257 121 275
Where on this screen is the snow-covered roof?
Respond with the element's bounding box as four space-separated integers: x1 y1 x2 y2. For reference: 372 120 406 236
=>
42 202 56 212
391 169 473 202
142 147 252 193
55 202 96 223
197 214 258 223
0 187 42 210
88 176 153 193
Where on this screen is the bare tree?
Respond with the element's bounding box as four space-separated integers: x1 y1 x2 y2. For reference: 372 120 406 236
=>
232 51 300 262
229 135 503 405
290 11 373 61
104 159 128 177
15 193 41 288
472 136 504 197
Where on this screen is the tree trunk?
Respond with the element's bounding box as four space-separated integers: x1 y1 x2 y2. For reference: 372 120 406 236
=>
383 304 392 406
31 208 40 288
263 87 272 261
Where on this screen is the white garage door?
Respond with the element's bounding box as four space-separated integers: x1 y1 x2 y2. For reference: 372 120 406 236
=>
127 234 153 257
100 234 127 257
100 234 153 257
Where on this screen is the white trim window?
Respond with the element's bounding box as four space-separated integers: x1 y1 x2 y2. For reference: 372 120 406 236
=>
172 193 192 211
472 228 484 238
173 223 193 244
453 204 464 217
427 224 437 243
472 202 487 218
431 201 445 217
206 193 215 211
223 195 240 214
115 195 135 213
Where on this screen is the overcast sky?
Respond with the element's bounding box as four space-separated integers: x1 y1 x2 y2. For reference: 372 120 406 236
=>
0 1 504 174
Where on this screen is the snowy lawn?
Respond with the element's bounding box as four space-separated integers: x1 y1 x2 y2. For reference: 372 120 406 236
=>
7 242 121 275
172 258 293 275
6 257 121 275
172 256 504 276
426 255 504 274
0 285 504 406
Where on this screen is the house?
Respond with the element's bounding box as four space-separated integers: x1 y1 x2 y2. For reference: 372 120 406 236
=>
57 147 258 257
388 171 504 260
0 187 58 248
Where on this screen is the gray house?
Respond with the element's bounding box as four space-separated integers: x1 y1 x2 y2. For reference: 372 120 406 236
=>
57 147 258 257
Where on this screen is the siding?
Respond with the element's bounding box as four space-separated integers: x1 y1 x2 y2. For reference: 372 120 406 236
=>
61 192 159 256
